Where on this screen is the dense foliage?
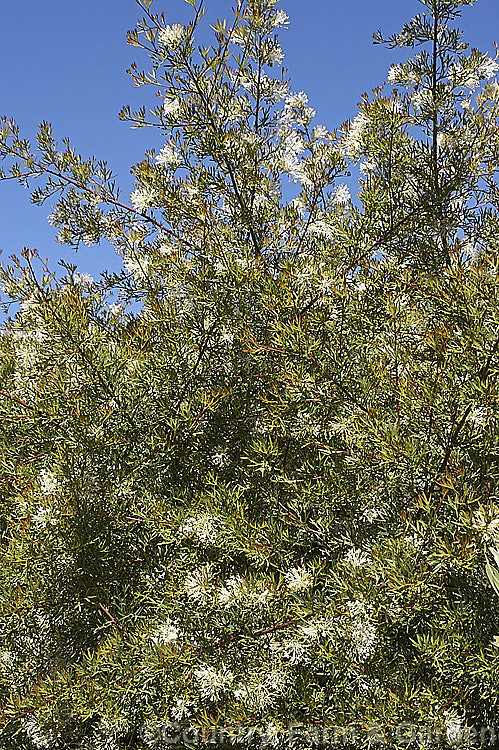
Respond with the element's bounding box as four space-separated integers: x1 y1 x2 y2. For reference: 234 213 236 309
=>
1 0 499 747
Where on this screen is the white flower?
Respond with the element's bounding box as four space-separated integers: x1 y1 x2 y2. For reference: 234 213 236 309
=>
411 89 431 110
360 504 384 522
287 160 313 187
39 469 58 495
284 565 313 592
234 669 287 710
226 96 249 121
218 576 244 606
184 564 215 605
151 618 180 646
469 406 487 427
163 97 181 117
170 698 193 721
73 272 93 285
347 599 377 661
359 159 376 175
333 184 351 206
395 29 412 47
19 295 38 317
108 302 123 316
179 513 221 544
313 125 330 140
472 508 499 543
481 57 499 80
31 506 58 530
194 664 233 701
267 43 284 67
156 141 181 169
0 652 14 670
342 113 367 159
308 219 334 241
272 637 308 665
344 548 370 568
265 669 288 696
123 254 150 279
218 576 272 607
388 64 404 84
158 24 185 49
460 98 472 110
285 91 309 109
130 187 155 212
22 716 57 749
273 10 289 28
443 711 465 746
263 723 281 748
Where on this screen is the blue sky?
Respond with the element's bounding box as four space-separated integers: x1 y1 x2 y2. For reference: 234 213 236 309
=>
1 0 497 280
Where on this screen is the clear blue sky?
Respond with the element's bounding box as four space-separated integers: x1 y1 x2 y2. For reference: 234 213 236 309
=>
1 0 497 280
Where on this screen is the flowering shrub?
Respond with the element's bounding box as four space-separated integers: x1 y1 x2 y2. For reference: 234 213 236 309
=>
0 0 499 748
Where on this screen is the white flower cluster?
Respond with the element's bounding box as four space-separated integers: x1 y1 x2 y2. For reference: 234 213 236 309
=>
342 113 367 159
265 41 285 67
443 710 465 746
472 508 499 543
283 565 313 592
218 575 272 607
170 697 194 721
343 548 371 568
179 513 222 544
234 669 288 710
194 664 234 701
388 64 404 84
332 184 351 206
394 29 412 47
278 131 311 188
184 564 215 604
270 636 309 665
73 272 93 285
451 57 499 92
11 329 46 382
469 405 488 427
39 469 58 495
163 97 181 117
307 219 335 242
360 159 376 175
130 187 155 212
285 91 316 123
123 253 151 280
387 63 419 86
158 24 186 49
225 95 249 122
31 506 59 530
150 618 180 646
411 88 433 111
156 141 181 170
22 716 59 750
272 10 289 28
240 72 288 103
347 598 378 662
312 125 330 140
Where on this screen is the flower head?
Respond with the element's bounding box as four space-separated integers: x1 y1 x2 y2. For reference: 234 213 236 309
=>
39 470 58 495
156 141 181 170
194 664 233 701
130 187 155 212
158 24 185 49
184 564 215 605
284 566 313 592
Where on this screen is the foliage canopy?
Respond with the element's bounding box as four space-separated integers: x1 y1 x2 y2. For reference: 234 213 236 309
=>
0 0 499 748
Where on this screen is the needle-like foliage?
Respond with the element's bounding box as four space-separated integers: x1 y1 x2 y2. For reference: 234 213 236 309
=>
1 1 499 748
